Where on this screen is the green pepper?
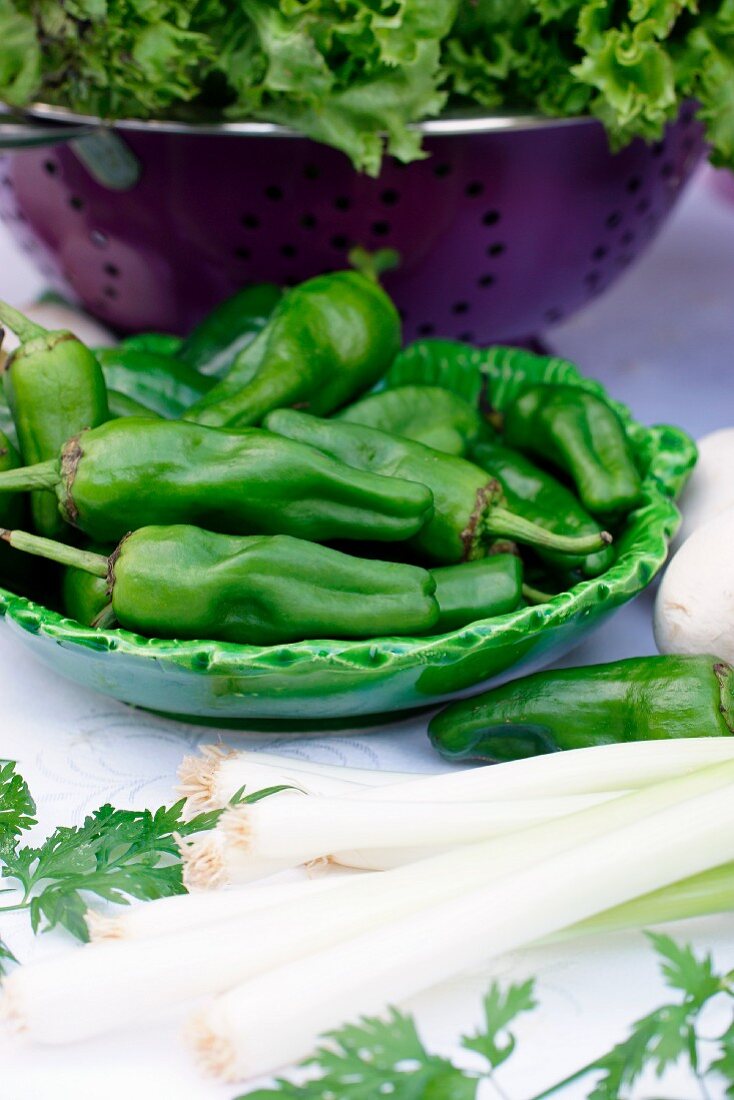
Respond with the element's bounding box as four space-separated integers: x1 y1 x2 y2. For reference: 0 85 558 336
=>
95 347 213 419
470 439 614 577
0 389 16 447
265 410 611 566
336 385 491 457
2 526 439 645
429 555 522 632
61 542 111 625
179 283 282 378
428 655 734 763
0 418 434 546
502 384 642 519
0 301 109 539
0 429 30 590
120 332 184 356
185 272 400 428
106 390 162 420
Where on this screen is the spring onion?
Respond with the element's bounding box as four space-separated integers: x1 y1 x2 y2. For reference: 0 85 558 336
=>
214 791 617 874
182 739 734 815
7 753 732 1048
177 745 416 814
189 758 734 1081
86 875 349 943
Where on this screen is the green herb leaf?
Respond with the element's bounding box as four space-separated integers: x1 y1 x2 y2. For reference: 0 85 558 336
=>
0 787 281 940
0 760 37 851
461 978 537 1071
243 1007 477 1098
0 932 18 978
710 1019 734 1097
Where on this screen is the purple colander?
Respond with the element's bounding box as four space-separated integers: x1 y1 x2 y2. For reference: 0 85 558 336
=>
0 105 705 341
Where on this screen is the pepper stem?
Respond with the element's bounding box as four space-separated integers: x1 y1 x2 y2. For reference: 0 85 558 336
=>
485 506 612 554
0 460 60 492
522 583 557 605
0 300 47 343
0 529 109 577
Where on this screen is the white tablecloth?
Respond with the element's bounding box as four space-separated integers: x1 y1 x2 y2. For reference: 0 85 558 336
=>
0 170 733 1100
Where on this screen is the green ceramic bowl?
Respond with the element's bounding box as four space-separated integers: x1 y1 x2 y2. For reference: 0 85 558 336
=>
0 348 695 723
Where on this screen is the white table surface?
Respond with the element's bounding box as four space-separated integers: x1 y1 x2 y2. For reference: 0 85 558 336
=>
0 169 733 1100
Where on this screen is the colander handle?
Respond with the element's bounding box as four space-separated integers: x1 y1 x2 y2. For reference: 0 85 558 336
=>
0 110 141 190
0 109 94 148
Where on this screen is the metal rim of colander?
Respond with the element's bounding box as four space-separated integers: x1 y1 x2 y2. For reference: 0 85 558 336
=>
24 101 595 137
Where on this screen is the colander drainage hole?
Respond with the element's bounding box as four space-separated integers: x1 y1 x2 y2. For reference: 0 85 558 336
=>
330 234 349 251
69 196 84 212
433 162 452 178
381 188 399 206
333 196 351 211
452 301 470 314
458 332 475 343
605 211 622 229
482 210 501 226
241 214 260 229
478 274 495 288
371 221 390 237
465 181 484 197
265 185 283 201
280 244 297 258
234 247 250 260
417 323 435 336
303 164 320 180
626 175 642 193
652 140 666 158
486 242 505 257
104 262 120 278
591 245 608 261
43 160 58 176
301 213 317 229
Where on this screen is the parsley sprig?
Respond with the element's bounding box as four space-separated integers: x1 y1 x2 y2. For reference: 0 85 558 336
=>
245 934 734 1100
0 759 36 852
0 759 287 953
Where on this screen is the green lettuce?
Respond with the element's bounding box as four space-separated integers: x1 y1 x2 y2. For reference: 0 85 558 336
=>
0 0 730 175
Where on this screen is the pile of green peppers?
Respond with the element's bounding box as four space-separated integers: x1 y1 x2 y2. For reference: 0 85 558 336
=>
0 270 645 648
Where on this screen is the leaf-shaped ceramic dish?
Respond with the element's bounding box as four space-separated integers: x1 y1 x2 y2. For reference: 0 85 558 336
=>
0 344 695 724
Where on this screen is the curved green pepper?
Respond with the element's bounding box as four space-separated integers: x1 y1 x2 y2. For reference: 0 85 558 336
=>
0 430 30 591
428 655 734 763
0 418 434 546
95 348 213 419
470 439 614 577
336 386 491 457
430 555 522 632
61 542 111 626
0 390 16 447
120 332 184 356
502 385 642 519
2 526 440 645
185 272 400 428
0 301 109 539
106 390 162 420
179 283 282 378
266 410 611 566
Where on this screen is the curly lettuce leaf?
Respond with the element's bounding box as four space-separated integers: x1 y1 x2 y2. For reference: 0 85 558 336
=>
0 0 731 173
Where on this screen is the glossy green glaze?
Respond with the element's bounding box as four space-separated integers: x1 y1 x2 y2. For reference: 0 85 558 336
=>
0 383 695 720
